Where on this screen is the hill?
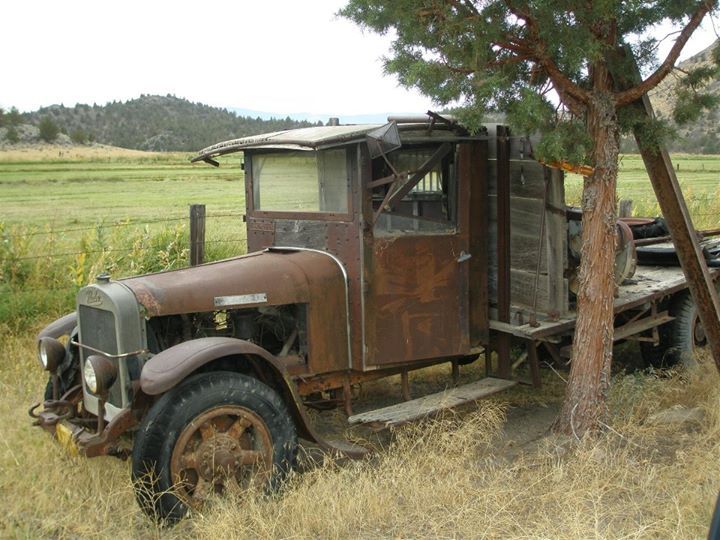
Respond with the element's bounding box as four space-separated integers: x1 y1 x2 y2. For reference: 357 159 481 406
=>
4 95 320 152
648 41 720 153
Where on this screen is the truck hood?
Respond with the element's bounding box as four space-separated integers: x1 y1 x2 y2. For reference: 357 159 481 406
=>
122 248 347 317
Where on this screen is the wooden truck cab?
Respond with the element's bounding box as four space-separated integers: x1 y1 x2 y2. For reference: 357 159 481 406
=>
222 118 568 380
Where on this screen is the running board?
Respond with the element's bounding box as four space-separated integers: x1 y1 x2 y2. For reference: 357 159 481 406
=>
348 377 517 429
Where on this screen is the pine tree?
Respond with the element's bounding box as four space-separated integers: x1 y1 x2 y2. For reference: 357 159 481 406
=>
38 116 60 142
341 0 718 436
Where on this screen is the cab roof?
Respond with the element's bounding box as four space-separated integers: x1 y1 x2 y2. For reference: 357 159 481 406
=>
191 114 473 166
192 125 379 164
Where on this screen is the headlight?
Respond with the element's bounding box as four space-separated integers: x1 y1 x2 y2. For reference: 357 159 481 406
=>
83 360 98 394
83 355 117 396
37 337 65 372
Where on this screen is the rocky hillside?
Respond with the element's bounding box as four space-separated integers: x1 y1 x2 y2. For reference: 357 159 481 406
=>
649 41 720 153
1 95 320 152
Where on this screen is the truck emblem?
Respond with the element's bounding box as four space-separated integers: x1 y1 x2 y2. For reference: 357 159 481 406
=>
214 293 268 308
85 289 103 306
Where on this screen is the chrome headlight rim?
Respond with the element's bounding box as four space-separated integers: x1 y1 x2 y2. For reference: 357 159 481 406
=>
83 355 117 396
37 337 65 373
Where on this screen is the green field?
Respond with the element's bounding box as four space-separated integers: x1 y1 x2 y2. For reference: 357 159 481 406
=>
564 154 720 229
2 147 720 537
2 149 718 230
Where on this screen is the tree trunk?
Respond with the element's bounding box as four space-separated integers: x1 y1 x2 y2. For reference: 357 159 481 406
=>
553 87 619 436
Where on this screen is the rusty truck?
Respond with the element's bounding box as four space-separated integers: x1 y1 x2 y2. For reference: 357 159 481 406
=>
31 114 720 521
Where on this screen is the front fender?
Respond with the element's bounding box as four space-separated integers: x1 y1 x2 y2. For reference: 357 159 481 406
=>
139 337 324 443
140 337 287 395
37 312 77 340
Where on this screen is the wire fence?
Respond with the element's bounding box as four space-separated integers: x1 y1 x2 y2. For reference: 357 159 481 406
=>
5 210 248 262
0 208 254 309
14 211 245 238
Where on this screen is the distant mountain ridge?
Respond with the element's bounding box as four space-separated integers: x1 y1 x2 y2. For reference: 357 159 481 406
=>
21 95 321 151
228 108 402 125
6 55 720 155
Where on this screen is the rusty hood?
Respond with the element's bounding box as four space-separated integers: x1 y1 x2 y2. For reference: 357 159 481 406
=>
122 248 347 317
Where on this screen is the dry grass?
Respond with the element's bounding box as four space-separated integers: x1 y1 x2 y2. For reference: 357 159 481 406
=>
2 325 719 539
0 144 172 162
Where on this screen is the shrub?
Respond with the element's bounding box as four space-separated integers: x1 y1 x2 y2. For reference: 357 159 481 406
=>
70 128 88 145
5 125 19 143
38 116 59 142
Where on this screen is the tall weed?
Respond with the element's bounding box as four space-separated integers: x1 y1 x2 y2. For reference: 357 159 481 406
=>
0 220 235 329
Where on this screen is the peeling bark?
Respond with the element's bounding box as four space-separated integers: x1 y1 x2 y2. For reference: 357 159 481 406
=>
553 68 619 436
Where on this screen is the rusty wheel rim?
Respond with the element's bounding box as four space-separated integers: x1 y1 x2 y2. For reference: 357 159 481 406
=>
693 314 707 348
170 405 273 508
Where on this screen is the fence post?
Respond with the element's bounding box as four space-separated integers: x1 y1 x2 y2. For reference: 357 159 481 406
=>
619 199 633 218
189 204 206 266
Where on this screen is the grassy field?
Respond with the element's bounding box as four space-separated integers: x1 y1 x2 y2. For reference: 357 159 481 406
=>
1 146 720 538
564 154 720 229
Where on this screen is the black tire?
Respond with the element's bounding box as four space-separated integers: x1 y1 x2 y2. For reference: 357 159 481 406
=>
639 325 672 368
666 292 705 368
640 291 711 369
131 371 297 523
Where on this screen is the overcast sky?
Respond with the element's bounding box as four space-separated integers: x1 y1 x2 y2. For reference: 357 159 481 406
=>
2 1 718 117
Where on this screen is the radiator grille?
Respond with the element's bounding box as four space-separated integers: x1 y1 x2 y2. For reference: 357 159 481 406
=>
78 305 117 355
78 305 122 406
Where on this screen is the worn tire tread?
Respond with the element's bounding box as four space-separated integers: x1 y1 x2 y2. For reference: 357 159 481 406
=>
131 371 297 523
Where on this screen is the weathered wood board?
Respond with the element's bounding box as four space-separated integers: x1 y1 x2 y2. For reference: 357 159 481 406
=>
485 129 569 318
348 377 517 428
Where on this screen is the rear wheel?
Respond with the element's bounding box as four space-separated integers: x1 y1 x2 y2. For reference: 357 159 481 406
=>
640 290 713 368
666 292 705 368
131 371 297 523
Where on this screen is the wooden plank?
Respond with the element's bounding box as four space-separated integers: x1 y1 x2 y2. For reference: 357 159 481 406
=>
488 195 545 237
489 268 552 312
613 312 673 342
348 377 517 427
489 317 575 341
546 168 568 315
189 204 206 266
466 141 490 345
489 222 547 272
496 125 512 378
509 160 547 199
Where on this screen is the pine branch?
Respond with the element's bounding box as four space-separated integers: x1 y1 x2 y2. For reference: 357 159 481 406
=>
503 0 591 107
615 1 717 106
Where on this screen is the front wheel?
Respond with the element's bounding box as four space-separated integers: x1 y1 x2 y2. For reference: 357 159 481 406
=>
131 371 297 523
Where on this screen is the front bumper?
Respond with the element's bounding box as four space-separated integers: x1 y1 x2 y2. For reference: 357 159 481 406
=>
29 385 136 458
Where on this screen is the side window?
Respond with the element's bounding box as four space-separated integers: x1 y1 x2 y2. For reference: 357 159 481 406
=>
371 144 457 235
252 149 348 213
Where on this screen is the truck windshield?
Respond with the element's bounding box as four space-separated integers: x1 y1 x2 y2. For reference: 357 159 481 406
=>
252 149 348 213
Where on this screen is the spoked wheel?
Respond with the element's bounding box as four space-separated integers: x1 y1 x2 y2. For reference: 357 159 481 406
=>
132 371 297 523
170 405 274 508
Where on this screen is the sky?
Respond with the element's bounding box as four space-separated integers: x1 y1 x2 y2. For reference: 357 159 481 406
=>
2 1 719 118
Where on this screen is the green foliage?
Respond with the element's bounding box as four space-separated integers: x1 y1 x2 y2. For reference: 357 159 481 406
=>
5 125 19 144
38 116 59 142
69 128 88 144
340 1 717 164
673 89 720 124
6 107 22 127
534 122 593 164
0 107 5 128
